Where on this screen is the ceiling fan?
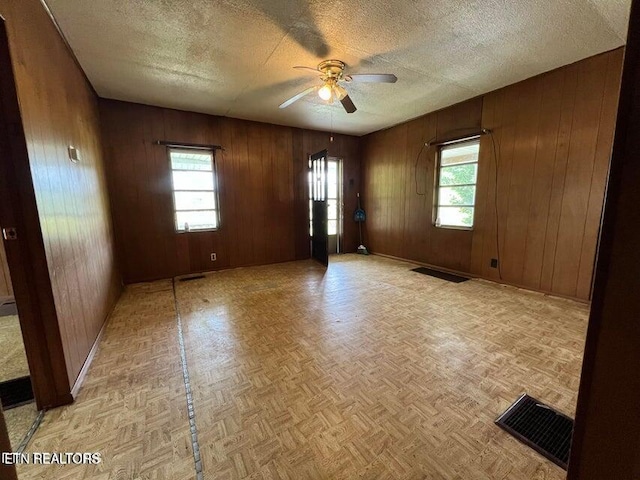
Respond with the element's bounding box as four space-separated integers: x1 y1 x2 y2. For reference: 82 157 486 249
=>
278 59 397 114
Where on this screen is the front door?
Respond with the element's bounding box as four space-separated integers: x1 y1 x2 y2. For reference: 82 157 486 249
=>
310 150 328 266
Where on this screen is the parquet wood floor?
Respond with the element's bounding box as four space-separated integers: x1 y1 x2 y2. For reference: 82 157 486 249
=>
17 254 588 479
17 281 195 480
0 313 37 451
0 315 30 382
4 402 38 450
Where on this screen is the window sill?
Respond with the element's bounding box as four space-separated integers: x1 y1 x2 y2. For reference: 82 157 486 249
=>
433 224 474 231
176 228 219 234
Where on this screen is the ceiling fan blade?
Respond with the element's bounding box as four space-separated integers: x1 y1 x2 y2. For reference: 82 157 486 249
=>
333 84 348 101
340 94 357 114
293 66 322 75
279 86 318 109
345 73 398 83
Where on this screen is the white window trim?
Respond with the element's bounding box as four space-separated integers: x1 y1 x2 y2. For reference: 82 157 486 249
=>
168 147 220 233
433 137 480 230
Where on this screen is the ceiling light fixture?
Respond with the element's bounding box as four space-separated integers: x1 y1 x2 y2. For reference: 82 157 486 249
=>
318 83 333 101
280 59 397 114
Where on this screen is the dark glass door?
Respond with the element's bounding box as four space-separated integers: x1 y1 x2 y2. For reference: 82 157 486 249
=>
310 150 328 266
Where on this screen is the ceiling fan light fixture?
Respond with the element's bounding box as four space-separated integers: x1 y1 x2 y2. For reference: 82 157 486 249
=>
280 59 396 114
333 84 347 101
318 83 333 101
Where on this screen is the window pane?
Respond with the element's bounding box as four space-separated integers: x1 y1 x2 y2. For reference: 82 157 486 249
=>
176 210 217 231
170 151 212 171
438 186 476 206
328 199 338 220
436 206 474 228
328 162 338 199
174 191 216 210
441 141 480 166
172 171 214 190
328 220 337 235
440 163 478 186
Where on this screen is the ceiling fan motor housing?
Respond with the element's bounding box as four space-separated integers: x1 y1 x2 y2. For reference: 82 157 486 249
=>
318 59 346 80
280 59 395 113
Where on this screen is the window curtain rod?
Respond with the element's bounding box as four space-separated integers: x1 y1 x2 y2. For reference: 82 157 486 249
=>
426 128 491 147
155 140 224 151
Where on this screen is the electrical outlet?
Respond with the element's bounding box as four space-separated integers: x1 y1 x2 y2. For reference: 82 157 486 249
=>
210 253 217 262
490 258 498 268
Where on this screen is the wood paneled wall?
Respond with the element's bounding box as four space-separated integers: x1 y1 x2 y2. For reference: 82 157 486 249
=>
362 48 623 300
471 49 623 300
362 98 483 273
0 0 121 389
99 100 361 284
0 240 12 297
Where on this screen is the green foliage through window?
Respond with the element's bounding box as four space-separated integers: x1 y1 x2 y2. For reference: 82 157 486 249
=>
435 139 480 228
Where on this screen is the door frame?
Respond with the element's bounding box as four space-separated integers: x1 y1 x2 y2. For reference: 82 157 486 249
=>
567 0 640 476
0 16 72 409
309 156 344 256
327 157 344 255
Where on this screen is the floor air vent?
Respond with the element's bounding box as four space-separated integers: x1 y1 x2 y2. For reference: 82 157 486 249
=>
0 376 34 409
179 275 206 282
495 394 573 469
411 267 468 283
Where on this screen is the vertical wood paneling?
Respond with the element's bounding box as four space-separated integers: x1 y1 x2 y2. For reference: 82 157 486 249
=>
538 64 580 292
248 123 267 265
0 0 121 389
520 68 565 288
575 49 625 300
552 53 611 297
470 94 498 277
230 119 254 265
363 49 623 300
100 100 361 283
291 129 307 260
473 51 621 300
402 115 434 262
501 78 543 283
390 125 407 257
492 85 518 283
363 98 483 273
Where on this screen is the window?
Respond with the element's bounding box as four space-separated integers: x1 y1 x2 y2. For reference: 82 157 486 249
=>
434 138 479 229
169 148 219 232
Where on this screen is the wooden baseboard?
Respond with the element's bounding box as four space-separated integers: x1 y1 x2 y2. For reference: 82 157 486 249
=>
70 303 116 399
371 252 476 279
370 252 590 304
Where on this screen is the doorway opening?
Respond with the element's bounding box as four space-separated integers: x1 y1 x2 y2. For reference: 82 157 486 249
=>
309 156 343 256
0 243 37 451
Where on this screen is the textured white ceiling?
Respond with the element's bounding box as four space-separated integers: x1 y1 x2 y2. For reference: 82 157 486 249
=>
45 0 631 136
